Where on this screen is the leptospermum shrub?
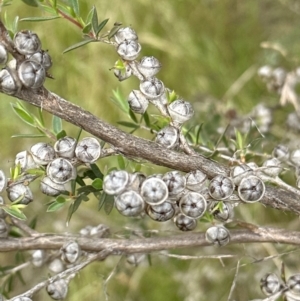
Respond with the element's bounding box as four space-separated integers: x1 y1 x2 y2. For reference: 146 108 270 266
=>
1 1 300 301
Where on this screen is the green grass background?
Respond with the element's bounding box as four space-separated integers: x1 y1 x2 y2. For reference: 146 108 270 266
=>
1 1 300 300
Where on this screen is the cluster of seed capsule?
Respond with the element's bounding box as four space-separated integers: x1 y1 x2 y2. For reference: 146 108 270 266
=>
259 272 300 301
102 165 267 245
113 27 194 150
0 30 52 94
7 136 101 204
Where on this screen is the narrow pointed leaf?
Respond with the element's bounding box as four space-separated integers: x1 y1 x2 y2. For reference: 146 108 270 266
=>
21 16 60 22
52 115 62 134
3 207 27 220
21 0 38 7
96 18 109 36
68 0 79 16
63 39 95 54
11 105 35 126
91 6 98 34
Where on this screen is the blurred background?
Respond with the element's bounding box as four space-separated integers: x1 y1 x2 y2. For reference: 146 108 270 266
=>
1 0 300 300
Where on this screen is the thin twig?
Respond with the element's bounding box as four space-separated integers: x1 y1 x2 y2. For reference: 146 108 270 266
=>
227 260 240 301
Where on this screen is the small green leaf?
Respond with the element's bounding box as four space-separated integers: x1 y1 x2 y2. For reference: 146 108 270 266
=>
104 194 114 215
66 195 85 223
143 111 151 127
128 110 138 123
90 163 103 179
108 22 122 39
47 200 66 212
26 168 45 176
63 39 95 54
77 185 98 194
117 121 139 129
82 23 92 34
91 6 98 34
12 16 19 33
117 155 126 170
11 104 35 126
111 89 129 113
21 0 38 7
91 178 102 190
68 0 79 16
56 196 67 203
96 18 109 36
20 16 60 22
85 7 94 24
56 130 67 140
11 134 46 138
52 115 62 134
3 207 27 220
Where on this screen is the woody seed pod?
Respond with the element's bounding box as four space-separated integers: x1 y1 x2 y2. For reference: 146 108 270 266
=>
260 273 281 296
115 190 145 217
75 137 101 163
139 77 165 100
205 225 230 246
156 126 179 149
127 90 149 114
103 170 129 195
18 60 46 89
168 99 194 124
47 279 68 300
14 30 41 55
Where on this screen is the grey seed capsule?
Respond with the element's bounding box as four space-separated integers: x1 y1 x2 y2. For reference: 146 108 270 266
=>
260 273 281 296
140 177 168 205
47 279 68 300
290 149 300 166
205 225 230 246
238 175 265 203
117 40 141 61
14 30 41 55
139 77 165 100
272 144 289 162
287 274 300 295
40 176 66 196
208 175 235 200
47 158 77 184
209 201 234 222
262 157 282 177
48 258 65 274
185 170 207 192
179 192 207 219
54 136 77 159
32 250 46 267
0 68 18 95
103 170 129 195
168 99 194 125
230 164 253 185
75 137 101 163
27 50 52 70
7 183 33 204
114 27 138 44
0 43 8 65
126 253 145 266
146 201 176 222
18 60 46 89
128 90 149 114
137 56 162 78
60 241 81 264
162 171 186 196
155 126 179 149
174 213 197 231
0 170 6 193
258 65 273 80
15 151 37 171
30 142 55 165
115 190 145 217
